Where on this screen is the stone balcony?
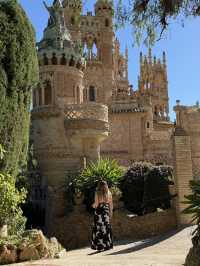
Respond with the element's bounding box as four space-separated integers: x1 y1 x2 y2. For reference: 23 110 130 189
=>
64 103 109 141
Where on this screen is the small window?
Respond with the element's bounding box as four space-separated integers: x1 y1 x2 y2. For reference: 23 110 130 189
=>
71 16 75 25
147 122 150 129
44 80 52 105
43 53 48 65
52 53 58 65
38 87 42 106
89 86 96 102
105 19 109 27
60 54 67 65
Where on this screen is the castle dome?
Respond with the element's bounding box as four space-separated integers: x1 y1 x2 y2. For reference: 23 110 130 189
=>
37 0 85 69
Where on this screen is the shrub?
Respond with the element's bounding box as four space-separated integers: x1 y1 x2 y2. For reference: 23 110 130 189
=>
76 158 124 212
183 180 200 247
0 145 27 236
0 172 27 236
119 162 173 215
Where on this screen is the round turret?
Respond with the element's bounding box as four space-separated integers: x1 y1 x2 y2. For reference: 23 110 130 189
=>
34 0 86 109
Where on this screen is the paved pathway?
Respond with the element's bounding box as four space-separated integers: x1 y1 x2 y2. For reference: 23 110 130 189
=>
13 226 193 266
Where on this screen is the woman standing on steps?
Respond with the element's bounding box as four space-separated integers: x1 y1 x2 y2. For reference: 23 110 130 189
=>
91 180 113 251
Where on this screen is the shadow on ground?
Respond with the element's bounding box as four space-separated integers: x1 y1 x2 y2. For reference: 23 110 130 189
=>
106 226 190 256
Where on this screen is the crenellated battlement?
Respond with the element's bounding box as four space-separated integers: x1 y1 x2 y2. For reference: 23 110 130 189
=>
38 52 86 71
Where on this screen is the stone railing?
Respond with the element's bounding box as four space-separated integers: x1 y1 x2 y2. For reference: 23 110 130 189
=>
31 106 61 119
64 103 108 123
111 101 145 113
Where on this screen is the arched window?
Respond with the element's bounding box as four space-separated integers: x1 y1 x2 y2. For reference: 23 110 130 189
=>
60 54 67 65
52 53 58 65
154 106 158 116
71 16 75 25
89 86 96 102
38 86 42 106
105 18 109 27
147 122 150 129
43 53 48 65
44 80 52 105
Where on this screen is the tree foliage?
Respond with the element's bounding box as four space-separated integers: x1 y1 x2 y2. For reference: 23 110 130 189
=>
115 0 200 45
0 145 27 236
183 180 200 247
0 0 38 177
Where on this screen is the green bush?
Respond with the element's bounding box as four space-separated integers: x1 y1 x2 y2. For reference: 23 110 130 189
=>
183 180 200 247
76 158 123 212
119 162 173 215
0 0 38 177
0 144 27 236
0 172 26 236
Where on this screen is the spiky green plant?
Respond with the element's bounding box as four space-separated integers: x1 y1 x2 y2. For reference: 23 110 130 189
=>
76 158 123 190
75 158 123 212
183 180 200 246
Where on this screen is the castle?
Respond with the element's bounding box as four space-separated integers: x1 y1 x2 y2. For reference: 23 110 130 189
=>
31 0 200 242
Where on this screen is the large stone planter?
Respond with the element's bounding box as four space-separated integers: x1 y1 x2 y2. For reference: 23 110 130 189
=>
0 225 7 238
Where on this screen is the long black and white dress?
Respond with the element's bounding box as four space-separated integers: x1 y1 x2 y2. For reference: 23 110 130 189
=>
91 202 113 251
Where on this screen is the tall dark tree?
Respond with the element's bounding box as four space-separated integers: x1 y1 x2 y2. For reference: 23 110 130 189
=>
0 0 38 176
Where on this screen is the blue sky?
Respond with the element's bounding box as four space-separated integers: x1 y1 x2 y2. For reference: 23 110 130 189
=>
19 0 200 120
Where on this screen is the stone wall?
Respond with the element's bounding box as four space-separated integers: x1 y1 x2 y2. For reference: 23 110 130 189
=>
47 205 177 250
101 112 145 165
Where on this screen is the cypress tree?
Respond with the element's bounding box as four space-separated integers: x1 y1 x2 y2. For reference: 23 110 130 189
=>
0 0 38 176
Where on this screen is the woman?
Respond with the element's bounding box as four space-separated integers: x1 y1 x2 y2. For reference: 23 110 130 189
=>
91 180 113 251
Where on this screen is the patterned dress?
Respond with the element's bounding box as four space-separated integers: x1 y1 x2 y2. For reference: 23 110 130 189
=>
91 202 113 251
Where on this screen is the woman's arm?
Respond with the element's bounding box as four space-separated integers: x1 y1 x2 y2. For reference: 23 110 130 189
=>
108 192 113 218
92 192 98 208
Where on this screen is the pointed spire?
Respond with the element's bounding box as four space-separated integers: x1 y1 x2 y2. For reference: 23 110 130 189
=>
125 46 128 60
140 52 143 65
125 46 128 80
148 48 152 64
153 56 156 65
163 51 166 67
144 55 147 65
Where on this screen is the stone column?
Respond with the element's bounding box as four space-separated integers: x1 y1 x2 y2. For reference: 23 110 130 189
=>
173 130 193 225
82 137 100 163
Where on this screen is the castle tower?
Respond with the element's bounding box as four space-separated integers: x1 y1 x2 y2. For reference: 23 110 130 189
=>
138 49 169 121
95 0 114 67
62 0 82 43
32 0 109 234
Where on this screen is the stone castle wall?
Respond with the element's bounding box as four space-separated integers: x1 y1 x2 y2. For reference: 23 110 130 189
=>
101 112 145 165
47 203 177 250
173 104 200 224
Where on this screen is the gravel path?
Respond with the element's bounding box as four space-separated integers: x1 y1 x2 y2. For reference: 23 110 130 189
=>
13 226 193 266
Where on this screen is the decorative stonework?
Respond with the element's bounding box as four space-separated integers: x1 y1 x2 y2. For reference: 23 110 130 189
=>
30 0 200 245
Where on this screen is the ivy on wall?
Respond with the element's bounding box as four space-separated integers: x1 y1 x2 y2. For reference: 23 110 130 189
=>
0 0 38 177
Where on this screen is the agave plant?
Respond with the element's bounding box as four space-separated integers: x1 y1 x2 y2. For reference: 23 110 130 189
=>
76 158 123 190
75 158 123 212
183 180 200 246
